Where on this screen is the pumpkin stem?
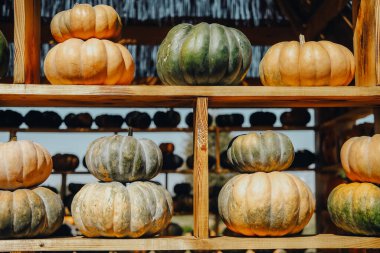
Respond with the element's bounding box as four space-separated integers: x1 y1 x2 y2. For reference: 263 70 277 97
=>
128 127 133 136
9 132 17 141
299 34 305 45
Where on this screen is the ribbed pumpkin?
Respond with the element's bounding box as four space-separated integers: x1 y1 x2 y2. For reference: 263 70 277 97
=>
85 134 162 182
50 4 122 42
259 35 355 86
0 30 9 79
0 187 64 238
0 139 52 190
157 22 252 85
340 135 380 184
327 183 380 235
227 131 294 172
71 181 173 238
44 38 135 85
218 172 315 236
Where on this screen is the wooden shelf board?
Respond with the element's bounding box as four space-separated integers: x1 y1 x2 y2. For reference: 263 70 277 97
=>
1 84 380 108
0 234 379 251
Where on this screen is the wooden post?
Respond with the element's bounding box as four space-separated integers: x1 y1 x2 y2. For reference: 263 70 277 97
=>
13 0 41 84
193 97 209 239
374 108 380 134
353 0 380 86
214 127 221 173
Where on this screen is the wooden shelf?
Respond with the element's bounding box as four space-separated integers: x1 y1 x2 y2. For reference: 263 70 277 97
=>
0 234 379 251
1 84 380 108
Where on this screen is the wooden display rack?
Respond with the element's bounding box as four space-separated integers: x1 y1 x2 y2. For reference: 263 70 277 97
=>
0 0 379 251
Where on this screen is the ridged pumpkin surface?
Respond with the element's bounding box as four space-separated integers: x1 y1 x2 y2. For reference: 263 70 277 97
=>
72 181 173 238
85 135 162 182
218 172 315 236
156 22 252 85
340 135 380 184
0 140 52 190
51 4 122 42
44 38 135 85
328 183 380 235
0 30 9 79
0 187 64 238
227 131 294 172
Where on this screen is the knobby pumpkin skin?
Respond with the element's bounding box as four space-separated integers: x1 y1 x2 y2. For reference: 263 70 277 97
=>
157 22 252 85
0 139 52 190
328 183 380 235
0 30 9 79
227 131 294 172
0 187 64 238
44 38 135 85
340 134 380 184
71 181 173 238
85 135 162 182
259 35 355 86
51 4 122 42
218 172 315 236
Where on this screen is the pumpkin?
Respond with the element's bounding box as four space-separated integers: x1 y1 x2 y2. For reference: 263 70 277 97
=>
0 30 9 79
173 195 193 213
25 110 62 128
259 35 355 86
85 134 162 182
291 149 316 168
52 153 80 172
153 109 181 128
249 111 276 126
162 154 184 170
71 181 173 238
0 110 23 128
220 150 233 170
125 111 152 129
186 154 216 171
159 143 175 154
95 114 124 128
185 112 213 128
174 183 192 196
162 223 183 236
64 113 93 128
280 109 311 127
327 182 380 235
44 38 135 85
340 135 380 184
0 187 64 238
50 4 122 43
227 131 294 173
216 114 244 127
0 139 52 190
157 22 252 86
218 172 315 236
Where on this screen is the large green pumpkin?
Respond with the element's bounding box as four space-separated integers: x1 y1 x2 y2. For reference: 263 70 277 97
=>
85 135 162 182
0 30 9 79
328 183 380 235
156 22 252 86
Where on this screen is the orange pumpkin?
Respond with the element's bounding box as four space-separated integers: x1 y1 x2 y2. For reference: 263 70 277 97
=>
50 4 122 42
44 38 135 85
259 35 355 86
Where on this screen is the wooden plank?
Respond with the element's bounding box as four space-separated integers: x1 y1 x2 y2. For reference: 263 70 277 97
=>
0 235 379 251
354 0 380 86
352 0 361 28
318 107 373 130
374 108 380 134
1 85 380 108
13 0 40 84
193 97 209 239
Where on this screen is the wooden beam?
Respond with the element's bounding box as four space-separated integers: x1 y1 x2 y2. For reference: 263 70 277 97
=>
275 0 305 34
318 107 373 130
352 0 361 29
193 97 209 239
354 0 380 86
13 0 40 84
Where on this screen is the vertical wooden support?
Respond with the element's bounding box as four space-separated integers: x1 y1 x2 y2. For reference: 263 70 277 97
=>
353 0 380 86
193 97 209 239
60 173 67 200
214 127 221 173
13 0 41 84
374 108 380 134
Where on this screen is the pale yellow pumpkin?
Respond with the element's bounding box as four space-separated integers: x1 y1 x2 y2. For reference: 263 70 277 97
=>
259 35 355 86
51 4 122 42
341 134 380 184
44 38 135 85
0 139 52 190
218 172 315 236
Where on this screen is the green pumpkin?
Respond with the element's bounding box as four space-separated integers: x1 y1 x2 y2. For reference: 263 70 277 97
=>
0 30 9 79
85 135 162 182
156 23 252 86
327 182 380 235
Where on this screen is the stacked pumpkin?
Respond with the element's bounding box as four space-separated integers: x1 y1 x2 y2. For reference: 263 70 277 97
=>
0 138 64 238
71 131 173 238
328 135 380 235
44 4 135 85
218 131 315 236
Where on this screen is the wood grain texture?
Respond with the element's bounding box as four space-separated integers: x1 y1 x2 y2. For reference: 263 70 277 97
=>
0 235 379 251
13 0 40 84
354 0 380 86
1 85 380 108
193 97 209 239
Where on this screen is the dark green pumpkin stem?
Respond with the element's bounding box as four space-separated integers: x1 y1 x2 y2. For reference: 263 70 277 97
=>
128 127 133 136
9 131 17 141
